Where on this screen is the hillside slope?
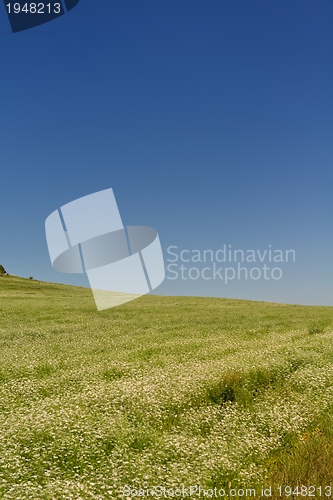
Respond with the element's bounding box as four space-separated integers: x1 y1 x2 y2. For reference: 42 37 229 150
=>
0 275 333 498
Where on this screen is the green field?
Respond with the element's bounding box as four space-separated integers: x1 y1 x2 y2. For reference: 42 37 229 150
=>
1 275 333 499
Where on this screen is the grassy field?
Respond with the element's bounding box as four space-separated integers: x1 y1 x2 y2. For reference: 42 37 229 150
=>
1 275 333 499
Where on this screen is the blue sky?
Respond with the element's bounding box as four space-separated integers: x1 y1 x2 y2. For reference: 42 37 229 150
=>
1 0 333 305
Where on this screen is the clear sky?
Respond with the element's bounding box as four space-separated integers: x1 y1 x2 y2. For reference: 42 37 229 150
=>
1 0 333 305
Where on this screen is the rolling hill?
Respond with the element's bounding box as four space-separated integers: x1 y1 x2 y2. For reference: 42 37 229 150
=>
0 275 333 498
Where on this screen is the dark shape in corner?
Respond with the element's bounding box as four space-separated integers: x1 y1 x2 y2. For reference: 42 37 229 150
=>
63 0 80 12
3 0 80 33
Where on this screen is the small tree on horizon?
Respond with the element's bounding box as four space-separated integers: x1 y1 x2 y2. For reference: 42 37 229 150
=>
0 265 6 275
